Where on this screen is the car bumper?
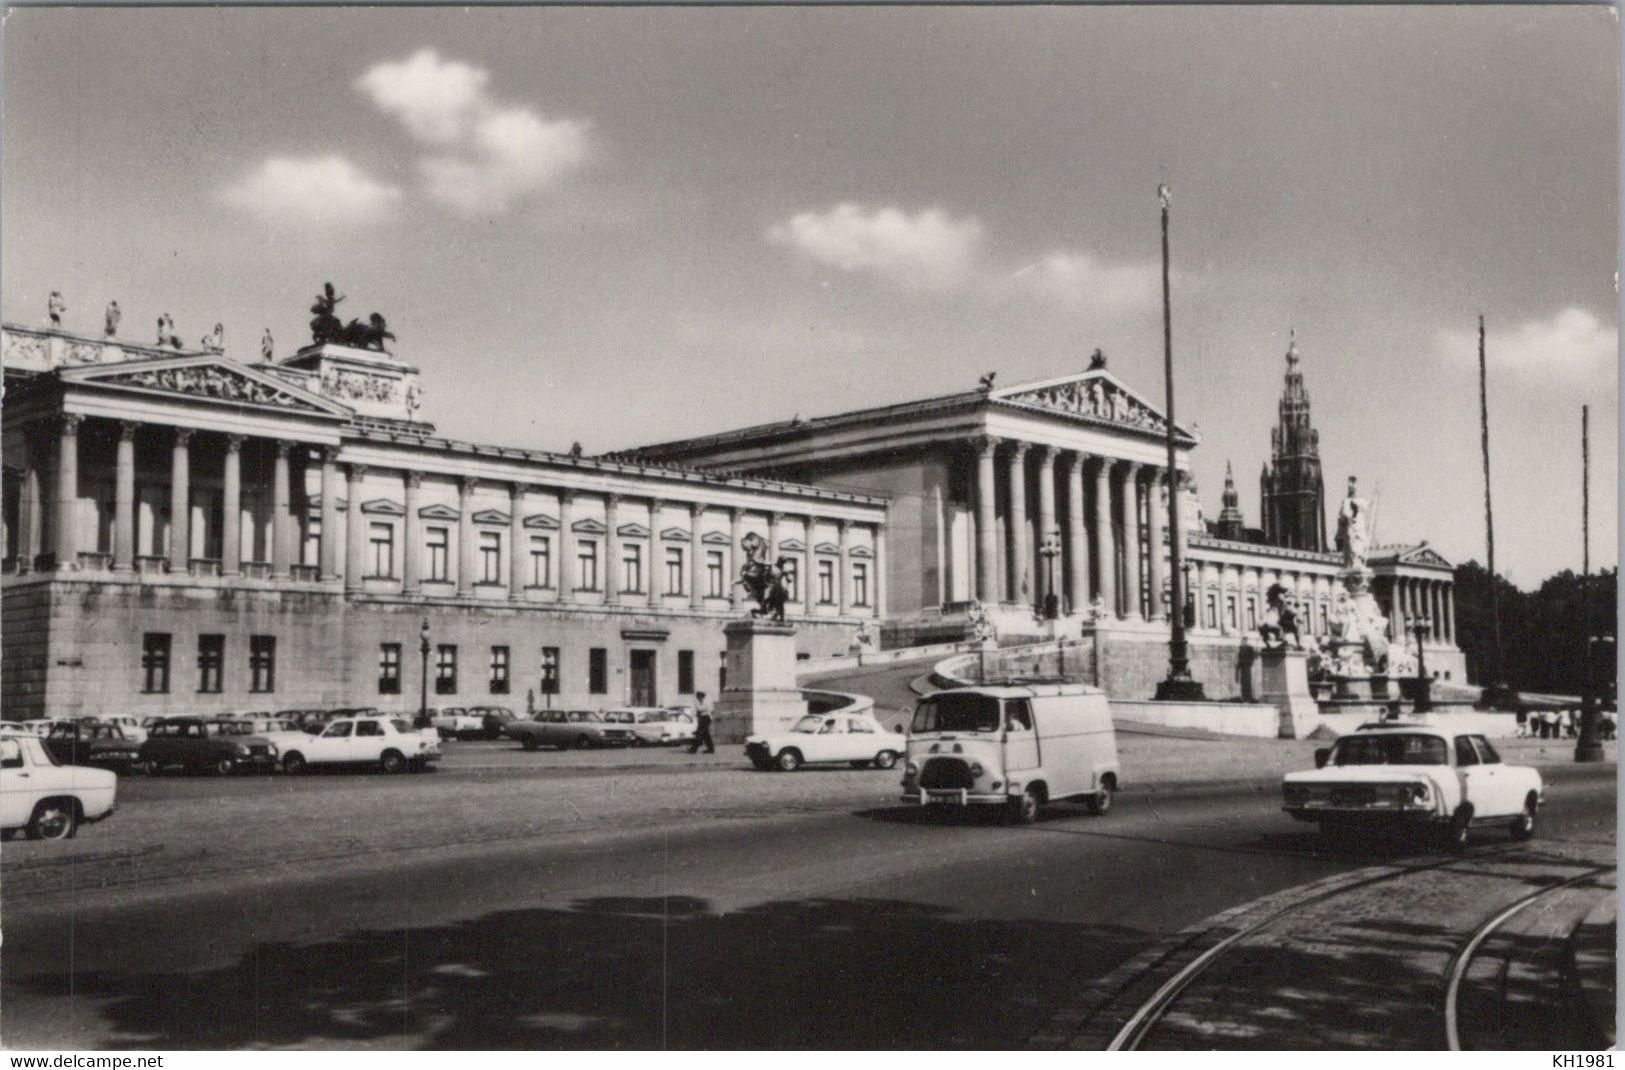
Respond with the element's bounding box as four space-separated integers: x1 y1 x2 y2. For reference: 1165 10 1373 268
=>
1282 804 1442 824
902 789 1010 806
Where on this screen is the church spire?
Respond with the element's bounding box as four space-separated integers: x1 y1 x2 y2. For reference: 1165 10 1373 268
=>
1260 328 1327 551
1215 460 1248 541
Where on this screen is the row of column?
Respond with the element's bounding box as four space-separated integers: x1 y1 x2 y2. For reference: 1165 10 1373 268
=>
1388 575 1457 644
972 437 1174 621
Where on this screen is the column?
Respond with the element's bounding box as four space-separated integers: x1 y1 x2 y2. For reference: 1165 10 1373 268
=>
874 522 888 618
19 437 41 574
317 448 339 582
1035 446 1058 609
974 436 999 603
1389 576 1406 642
604 494 622 605
508 483 527 601
1431 581 1444 642
271 442 292 579
558 491 576 603
402 472 422 594
803 516 817 613
221 435 243 577
1445 584 1457 643
1147 468 1168 622
344 463 368 592
649 499 666 607
167 425 189 574
688 503 705 610
837 519 851 615
113 421 138 572
1006 442 1030 604
728 507 743 610
455 478 476 596
1093 458 1117 618
1120 463 1142 621
1064 454 1088 614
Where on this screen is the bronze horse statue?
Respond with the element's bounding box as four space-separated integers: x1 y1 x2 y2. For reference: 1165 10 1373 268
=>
1258 582 1303 650
735 533 790 623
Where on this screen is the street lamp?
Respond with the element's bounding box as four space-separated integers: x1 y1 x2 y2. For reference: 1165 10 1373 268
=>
416 618 431 729
1409 615 1432 714
1181 560 1197 628
1039 532 1062 621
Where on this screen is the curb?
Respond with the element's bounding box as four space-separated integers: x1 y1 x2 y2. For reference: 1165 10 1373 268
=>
1567 892 1618 1046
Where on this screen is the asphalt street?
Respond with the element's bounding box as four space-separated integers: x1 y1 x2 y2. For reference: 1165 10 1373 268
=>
3 756 1614 1050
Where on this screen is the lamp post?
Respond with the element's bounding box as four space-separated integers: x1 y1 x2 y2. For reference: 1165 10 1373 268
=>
416 618 431 728
1576 404 1604 762
1154 183 1205 701
1181 560 1197 628
1410 615 1432 713
1040 532 1061 621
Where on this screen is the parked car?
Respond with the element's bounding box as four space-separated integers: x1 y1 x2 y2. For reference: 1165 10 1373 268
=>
506 710 637 750
22 719 61 737
277 716 441 774
95 715 150 744
0 732 117 840
44 721 143 773
899 684 1120 823
431 707 485 741
603 708 690 746
1281 719 1544 848
748 710 907 774
138 717 280 775
235 717 312 754
473 706 518 741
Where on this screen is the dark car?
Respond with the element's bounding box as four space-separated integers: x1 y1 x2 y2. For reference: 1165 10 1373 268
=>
44 721 143 773
138 716 279 775
474 706 517 741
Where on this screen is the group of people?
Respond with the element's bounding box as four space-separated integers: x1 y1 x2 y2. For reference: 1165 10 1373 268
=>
1518 708 1616 740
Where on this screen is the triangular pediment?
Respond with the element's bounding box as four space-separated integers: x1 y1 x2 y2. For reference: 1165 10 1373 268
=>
990 370 1195 441
1387 543 1453 569
661 526 691 543
700 531 732 546
472 508 511 526
617 522 651 538
419 503 460 521
361 498 405 516
778 537 807 552
849 545 873 559
524 513 559 530
814 541 840 555
571 518 607 535
61 354 350 418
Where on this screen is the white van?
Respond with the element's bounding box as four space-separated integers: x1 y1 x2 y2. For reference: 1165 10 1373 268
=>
900 683 1120 823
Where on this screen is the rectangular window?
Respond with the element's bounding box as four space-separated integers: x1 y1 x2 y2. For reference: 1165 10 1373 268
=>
426 527 450 581
529 535 551 587
303 519 321 567
249 635 276 693
719 649 727 691
622 544 643 593
1205 593 1218 630
784 559 800 602
577 540 599 591
368 523 395 578
852 562 869 606
818 560 835 604
479 531 502 583
541 647 560 694
1226 594 1238 629
141 633 171 694
1318 604 1329 634
489 646 510 694
588 647 607 695
197 634 224 693
678 649 695 695
706 551 724 598
379 643 402 695
435 644 458 695
1246 598 1258 630
666 547 685 595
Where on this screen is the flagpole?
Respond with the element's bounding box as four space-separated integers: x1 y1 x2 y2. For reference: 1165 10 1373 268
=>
1479 315 1506 693
1577 404 1602 761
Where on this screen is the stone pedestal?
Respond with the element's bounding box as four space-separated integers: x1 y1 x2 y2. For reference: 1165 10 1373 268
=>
1260 648 1319 739
713 619 808 744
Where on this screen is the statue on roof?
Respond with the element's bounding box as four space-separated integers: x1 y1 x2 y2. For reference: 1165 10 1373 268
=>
1088 348 1107 371
978 371 997 391
104 301 121 339
47 291 65 328
261 328 274 362
200 323 225 354
309 283 346 345
156 313 181 349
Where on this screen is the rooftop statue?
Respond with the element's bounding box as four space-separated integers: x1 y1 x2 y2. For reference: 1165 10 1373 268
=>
1088 348 1107 371
200 322 225 354
104 301 121 339
978 371 997 391
734 532 789 623
156 313 182 349
48 291 65 328
309 283 397 352
261 328 274 362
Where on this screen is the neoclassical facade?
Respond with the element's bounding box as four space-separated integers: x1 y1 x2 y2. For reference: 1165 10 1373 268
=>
1 321 886 719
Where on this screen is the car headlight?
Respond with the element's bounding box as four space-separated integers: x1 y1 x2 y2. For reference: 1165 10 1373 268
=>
969 762 985 777
1408 783 1431 802
236 743 252 755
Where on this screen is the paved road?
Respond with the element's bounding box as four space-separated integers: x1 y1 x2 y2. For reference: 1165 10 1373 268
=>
4 758 1613 1050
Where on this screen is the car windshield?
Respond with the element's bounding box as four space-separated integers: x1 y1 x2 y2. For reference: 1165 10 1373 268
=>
209 722 252 736
391 719 415 734
791 716 826 734
910 693 1003 734
1329 733 1448 767
568 712 602 723
604 712 633 723
636 712 666 723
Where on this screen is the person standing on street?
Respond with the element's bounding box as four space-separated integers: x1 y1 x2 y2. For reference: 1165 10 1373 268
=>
690 692 715 754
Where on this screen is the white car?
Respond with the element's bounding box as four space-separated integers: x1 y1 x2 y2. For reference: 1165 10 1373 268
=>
0 733 117 840
278 716 441 774
96 715 149 744
1282 720 1544 848
603 708 689 746
745 711 906 772
430 707 485 741
237 717 313 753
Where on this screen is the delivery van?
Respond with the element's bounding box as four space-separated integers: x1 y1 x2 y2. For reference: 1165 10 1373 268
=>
900 683 1119 824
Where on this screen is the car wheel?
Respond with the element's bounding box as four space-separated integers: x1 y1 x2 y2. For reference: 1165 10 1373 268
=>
1009 787 1041 825
776 749 802 772
282 752 307 775
1444 805 1473 851
27 799 76 841
214 757 235 776
521 736 540 751
380 750 406 775
873 750 899 770
1086 779 1114 816
1510 794 1538 841
574 734 592 750
144 756 163 776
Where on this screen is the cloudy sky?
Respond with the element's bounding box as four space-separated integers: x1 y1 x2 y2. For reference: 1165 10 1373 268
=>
3 6 1616 585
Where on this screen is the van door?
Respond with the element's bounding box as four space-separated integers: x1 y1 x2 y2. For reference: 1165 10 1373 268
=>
1004 699 1040 773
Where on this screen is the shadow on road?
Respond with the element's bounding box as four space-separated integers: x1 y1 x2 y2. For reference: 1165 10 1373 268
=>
8 895 1149 1049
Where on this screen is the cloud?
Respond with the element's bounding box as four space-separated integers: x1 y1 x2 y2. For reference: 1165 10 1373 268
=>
1007 252 1160 313
1438 307 1619 384
215 156 401 227
768 204 984 291
356 49 591 218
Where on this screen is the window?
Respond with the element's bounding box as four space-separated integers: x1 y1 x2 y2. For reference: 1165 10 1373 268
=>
818 560 835 604
1454 736 1479 767
540 647 560 695
196 634 224 693
435 644 458 695
1206 593 1218 629
490 646 510 694
249 635 276 693
323 722 353 738
719 649 727 691
678 650 695 694
588 647 607 695
369 523 395 578
1226 594 1238 630
577 540 599 591
480 531 501 583
426 527 450 581
529 535 551 587
1318 604 1329 634
1245 597 1258 630
852 562 869 606
379 643 401 694
0 739 22 769
356 720 384 737
142 633 171 694
622 544 643 593
1470 736 1501 765
783 559 800 602
666 548 685 595
303 519 321 567
1006 700 1034 731
706 551 724 598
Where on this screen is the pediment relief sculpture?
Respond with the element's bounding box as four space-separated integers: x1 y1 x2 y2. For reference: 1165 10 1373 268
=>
1006 377 1169 433
98 365 320 411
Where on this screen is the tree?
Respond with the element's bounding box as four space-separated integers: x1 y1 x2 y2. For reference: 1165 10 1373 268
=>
1454 559 1617 694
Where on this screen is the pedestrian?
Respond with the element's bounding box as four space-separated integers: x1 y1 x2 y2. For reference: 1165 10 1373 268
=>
689 691 715 754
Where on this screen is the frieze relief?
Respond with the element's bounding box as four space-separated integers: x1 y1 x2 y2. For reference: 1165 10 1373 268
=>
103 366 315 409
1008 379 1169 433
320 368 401 405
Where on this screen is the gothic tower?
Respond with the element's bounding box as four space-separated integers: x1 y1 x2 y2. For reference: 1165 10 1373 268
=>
1215 461 1248 541
1259 329 1328 551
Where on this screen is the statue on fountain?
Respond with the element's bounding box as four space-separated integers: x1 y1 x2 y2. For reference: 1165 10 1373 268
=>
734 532 790 623
1335 476 1371 572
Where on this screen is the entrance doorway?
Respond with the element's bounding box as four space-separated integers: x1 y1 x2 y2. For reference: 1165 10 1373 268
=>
629 649 657 707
